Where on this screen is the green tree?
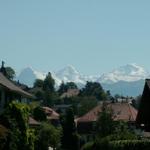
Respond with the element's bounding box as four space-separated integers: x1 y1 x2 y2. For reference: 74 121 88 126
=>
35 123 61 150
61 108 80 150
43 72 55 92
58 81 78 95
42 72 57 106
0 102 35 150
34 79 44 88
58 81 66 95
5 67 15 80
65 82 78 90
43 91 58 106
80 81 107 100
34 89 44 101
78 96 98 116
33 106 47 121
96 102 114 138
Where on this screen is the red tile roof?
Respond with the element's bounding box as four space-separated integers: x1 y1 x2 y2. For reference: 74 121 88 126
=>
60 89 79 98
43 107 59 120
77 102 137 123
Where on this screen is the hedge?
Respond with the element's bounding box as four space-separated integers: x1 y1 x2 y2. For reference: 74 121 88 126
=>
82 140 150 150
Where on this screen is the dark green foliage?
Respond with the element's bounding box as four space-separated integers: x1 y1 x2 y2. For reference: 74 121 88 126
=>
0 101 35 150
43 72 55 92
0 125 9 150
58 81 78 95
33 106 47 121
34 79 44 88
43 91 58 106
35 122 61 150
83 140 150 150
34 89 44 100
66 82 78 89
80 81 107 100
78 96 98 116
42 72 58 106
96 103 114 138
82 103 139 150
81 141 94 150
5 66 15 80
58 81 66 95
61 108 80 150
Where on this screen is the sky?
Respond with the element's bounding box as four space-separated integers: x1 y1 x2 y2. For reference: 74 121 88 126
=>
0 1 150 75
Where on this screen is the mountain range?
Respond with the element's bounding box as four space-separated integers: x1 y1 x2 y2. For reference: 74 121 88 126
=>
17 64 148 97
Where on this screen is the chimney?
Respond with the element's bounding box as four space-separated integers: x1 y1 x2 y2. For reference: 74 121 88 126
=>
0 61 7 76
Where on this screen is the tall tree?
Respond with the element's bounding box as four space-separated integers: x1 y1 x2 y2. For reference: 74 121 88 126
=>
42 72 56 106
61 108 80 150
80 81 107 100
34 79 44 88
96 102 114 138
43 72 55 92
58 81 66 95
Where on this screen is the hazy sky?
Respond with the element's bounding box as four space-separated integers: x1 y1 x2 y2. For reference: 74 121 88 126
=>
0 1 150 75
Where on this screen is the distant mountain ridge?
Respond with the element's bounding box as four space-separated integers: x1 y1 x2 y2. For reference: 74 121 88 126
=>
17 64 148 96
98 63 148 84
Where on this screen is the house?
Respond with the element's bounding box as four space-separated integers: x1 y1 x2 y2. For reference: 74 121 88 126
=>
60 89 79 99
76 102 137 135
28 117 40 128
43 107 60 125
53 104 72 114
0 72 33 111
136 79 150 131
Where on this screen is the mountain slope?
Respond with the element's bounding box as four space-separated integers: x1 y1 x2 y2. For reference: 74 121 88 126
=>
102 79 145 96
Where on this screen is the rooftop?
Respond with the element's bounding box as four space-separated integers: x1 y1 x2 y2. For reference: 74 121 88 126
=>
77 102 137 123
0 73 33 98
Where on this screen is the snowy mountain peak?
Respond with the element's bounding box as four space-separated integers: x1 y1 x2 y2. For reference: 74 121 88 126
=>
98 64 148 84
16 64 150 96
55 65 81 82
17 67 46 87
56 65 80 76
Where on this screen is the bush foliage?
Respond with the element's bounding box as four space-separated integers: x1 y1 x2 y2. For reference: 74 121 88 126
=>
82 140 150 150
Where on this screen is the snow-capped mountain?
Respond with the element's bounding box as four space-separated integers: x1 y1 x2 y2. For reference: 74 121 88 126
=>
17 67 62 87
17 63 149 96
55 65 85 85
98 63 148 84
17 67 47 87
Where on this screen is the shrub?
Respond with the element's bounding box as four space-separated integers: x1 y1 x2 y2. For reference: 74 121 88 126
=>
82 139 150 150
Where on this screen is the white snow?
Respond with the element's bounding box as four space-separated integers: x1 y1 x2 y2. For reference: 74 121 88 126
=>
98 63 148 84
17 63 149 87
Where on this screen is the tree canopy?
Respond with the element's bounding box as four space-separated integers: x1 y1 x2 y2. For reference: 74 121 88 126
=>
34 79 44 88
5 66 15 80
80 81 107 100
58 81 78 95
61 108 80 150
43 72 55 92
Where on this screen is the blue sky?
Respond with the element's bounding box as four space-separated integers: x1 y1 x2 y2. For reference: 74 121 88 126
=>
0 1 150 75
